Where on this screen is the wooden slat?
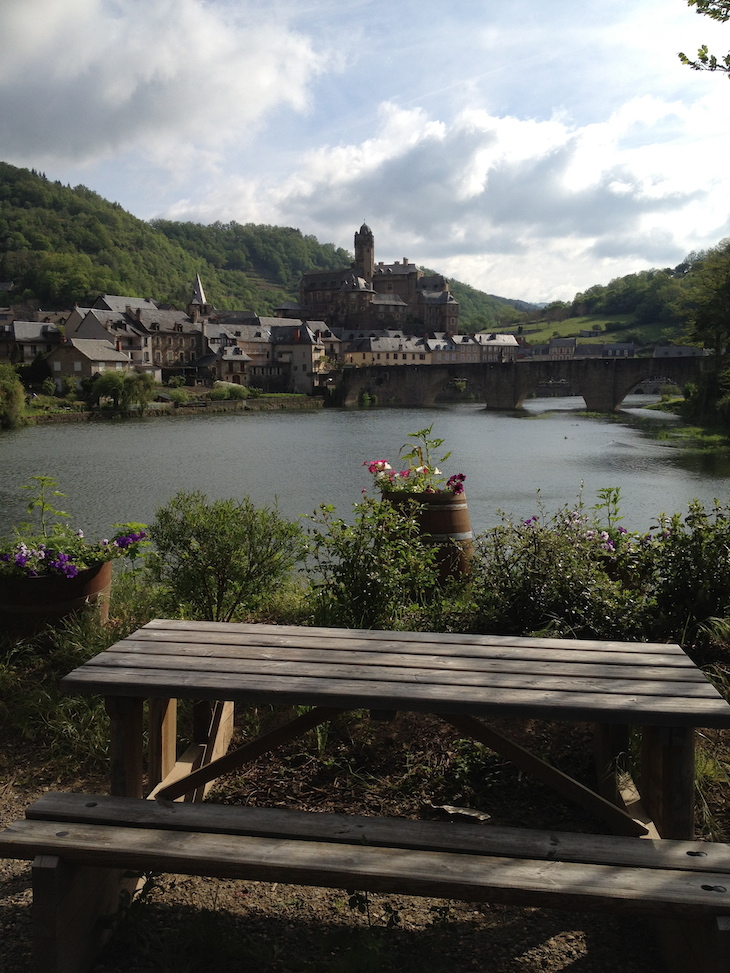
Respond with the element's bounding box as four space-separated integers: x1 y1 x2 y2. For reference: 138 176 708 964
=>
0 795 692 868
4 818 730 915
84 651 719 700
66 666 730 726
118 628 698 668
24 793 730 872
107 639 708 683
138 619 691 655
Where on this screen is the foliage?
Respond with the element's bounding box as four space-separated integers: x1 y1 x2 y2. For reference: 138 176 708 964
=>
0 475 147 578
682 239 730 356
679 0 730 76
641 499 730 645
364 425 466 495
465 497 645 640
0 362 26 429
305 498 440 629
209 382 251 401
146 491 305 622
0 162 350 312
91 371 157 413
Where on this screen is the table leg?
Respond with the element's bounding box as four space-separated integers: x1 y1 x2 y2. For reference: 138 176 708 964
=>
148 698 178 793
105 696 144 798
640 725 695 839
593 723 629 804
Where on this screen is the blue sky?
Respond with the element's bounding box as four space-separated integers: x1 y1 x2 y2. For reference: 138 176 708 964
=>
2 0 729 303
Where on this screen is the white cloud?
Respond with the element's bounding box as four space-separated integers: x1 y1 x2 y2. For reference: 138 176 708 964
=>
162 86 730 301
0 0 327 171
2 0 730 303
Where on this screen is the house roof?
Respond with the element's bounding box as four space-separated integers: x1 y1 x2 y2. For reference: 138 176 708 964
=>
61 339 131 362
93 295 162 313
12 322 62 341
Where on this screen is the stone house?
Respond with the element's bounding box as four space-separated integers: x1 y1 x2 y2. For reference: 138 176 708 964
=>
45 338 133 390
0 321 62 364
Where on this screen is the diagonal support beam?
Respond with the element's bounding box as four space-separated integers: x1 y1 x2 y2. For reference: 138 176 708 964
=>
155 706 344 802
443 714 647 837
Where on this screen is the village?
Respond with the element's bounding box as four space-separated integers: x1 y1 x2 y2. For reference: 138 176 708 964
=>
0 224 666 399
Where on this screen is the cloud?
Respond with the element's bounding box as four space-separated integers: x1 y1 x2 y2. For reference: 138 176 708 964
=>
0 0 327 172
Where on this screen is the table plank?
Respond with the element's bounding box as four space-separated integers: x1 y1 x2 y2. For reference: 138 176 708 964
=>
139 619 692 655
82 650 720 699
61 665 730 726
127 624 697 665
108 640 707 683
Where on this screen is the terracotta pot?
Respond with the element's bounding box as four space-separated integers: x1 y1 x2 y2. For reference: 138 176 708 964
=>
383 491 473 579
0 560 113 636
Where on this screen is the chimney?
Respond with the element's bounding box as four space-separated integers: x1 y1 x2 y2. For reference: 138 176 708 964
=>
116 338 122 352
403 258 408 265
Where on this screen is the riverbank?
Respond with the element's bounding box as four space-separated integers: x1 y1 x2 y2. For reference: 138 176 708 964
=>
29 393 324 423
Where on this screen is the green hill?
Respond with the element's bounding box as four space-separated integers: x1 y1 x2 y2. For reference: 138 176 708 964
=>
0 162 533 327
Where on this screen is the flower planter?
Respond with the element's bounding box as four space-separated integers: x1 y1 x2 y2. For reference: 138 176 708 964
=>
0 560 113 636
383 491 473 580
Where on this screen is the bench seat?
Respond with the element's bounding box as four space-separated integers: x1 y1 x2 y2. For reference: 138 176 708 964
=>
3 793 730 972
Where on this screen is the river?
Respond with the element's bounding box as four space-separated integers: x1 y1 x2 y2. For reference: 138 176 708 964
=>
2 397 730 539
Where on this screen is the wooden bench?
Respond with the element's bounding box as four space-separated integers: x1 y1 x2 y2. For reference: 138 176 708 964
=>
2 793 730 973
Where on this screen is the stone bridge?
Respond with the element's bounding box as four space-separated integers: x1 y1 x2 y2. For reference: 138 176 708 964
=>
335 356 705 412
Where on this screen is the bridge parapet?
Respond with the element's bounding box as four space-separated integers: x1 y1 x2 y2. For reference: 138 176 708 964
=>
334 356 705 411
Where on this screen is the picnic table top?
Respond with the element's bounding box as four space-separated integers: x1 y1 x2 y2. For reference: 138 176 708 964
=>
60 619 730 728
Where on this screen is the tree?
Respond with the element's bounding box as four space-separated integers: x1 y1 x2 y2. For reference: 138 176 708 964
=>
92 371 125 409
146 492 305 621
679 0 730 76
683 239 730 357
0 363 26 429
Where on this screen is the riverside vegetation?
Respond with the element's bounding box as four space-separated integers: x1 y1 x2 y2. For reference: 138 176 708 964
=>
3 485 730 971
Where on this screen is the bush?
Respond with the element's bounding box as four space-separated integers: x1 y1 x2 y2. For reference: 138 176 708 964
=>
641 500 730 646
167 388 189 404
146 491 305 621
0 362 26 429
466 500 644 640
305 498 440 629
41 376 57 396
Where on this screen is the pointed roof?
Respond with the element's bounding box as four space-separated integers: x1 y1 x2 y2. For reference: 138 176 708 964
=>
191 274 207 307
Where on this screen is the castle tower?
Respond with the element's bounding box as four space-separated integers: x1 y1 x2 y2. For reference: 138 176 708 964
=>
354 223 374 283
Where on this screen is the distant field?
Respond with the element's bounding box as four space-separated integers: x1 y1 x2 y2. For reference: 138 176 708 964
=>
502 314 680 349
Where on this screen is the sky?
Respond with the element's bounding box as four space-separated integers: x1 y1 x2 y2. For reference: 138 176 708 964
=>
2 0 730 304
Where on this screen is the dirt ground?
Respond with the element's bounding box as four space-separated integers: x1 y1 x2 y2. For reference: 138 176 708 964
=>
2 710 725 973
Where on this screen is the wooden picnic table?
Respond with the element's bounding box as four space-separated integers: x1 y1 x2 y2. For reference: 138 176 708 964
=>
60 619 730 840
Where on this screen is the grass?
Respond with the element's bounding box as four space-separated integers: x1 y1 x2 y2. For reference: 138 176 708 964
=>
505 313 680 348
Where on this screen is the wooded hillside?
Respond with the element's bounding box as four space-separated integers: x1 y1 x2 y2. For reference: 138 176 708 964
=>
0 162 531 328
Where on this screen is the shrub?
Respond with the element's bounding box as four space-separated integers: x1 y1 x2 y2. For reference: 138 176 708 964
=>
305 498 440 629
167 388 189 404
0 362 26 429
146 491 305 622
641 500 730 646
466 501 644 640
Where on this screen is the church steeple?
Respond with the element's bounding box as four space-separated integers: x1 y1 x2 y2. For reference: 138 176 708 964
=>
354 223 374 283
187 273 211 318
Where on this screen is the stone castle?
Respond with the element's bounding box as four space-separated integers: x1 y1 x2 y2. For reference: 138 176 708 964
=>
295 224 459 334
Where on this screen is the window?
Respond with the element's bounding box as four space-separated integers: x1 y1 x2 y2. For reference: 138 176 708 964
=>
74 361 81 372
53 361 61 372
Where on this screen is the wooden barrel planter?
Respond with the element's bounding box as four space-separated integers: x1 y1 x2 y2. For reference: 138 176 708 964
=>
383 491 473 580
0 560 113 637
